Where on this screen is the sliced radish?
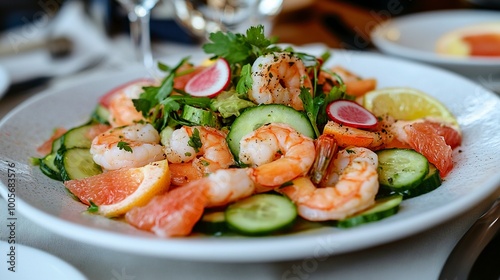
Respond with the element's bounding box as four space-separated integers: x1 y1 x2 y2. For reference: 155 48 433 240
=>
184 58 231 97
326 100 378 130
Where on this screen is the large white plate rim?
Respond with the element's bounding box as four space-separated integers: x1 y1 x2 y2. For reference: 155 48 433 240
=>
0 64 10 100
0 50 499 262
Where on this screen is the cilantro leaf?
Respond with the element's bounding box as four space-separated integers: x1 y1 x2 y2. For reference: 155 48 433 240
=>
117 141 133 153
202 25 281 66
187 128 202 153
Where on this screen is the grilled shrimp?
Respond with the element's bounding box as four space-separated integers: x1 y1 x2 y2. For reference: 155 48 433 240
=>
239 123 316 188
90 123 165 170
107 80 156 127
164 126 235 178
280 147 379 221
248 52 313 111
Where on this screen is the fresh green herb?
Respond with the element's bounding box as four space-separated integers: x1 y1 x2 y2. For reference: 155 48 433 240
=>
320 51 331 64
300 87 322 137
235 64 253 94
157 61 171 72
202 25 281 67
188 128 202 153
316 82 348 130
87 200 99 213
117 141 133 153
300 71 350 137
132 57 192 131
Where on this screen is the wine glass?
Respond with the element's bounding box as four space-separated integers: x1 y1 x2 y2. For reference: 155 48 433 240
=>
172 0 283 42
116 0 159 68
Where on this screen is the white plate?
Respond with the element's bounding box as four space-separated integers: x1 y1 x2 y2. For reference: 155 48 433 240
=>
0 64 10 100
370 10 500 78
0 49 499 262
0 241 87 279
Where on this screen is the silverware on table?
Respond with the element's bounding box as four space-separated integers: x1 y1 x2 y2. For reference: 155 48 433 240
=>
439 198 500 280
0 36 73 58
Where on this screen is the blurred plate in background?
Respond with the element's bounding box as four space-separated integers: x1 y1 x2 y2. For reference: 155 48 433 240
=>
370 10 500 79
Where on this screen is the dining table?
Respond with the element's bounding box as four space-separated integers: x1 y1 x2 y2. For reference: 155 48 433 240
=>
1 0 499 279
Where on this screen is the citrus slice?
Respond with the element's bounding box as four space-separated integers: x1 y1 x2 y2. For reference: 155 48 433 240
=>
125 183 207 237
64 160 170 217
362 87 459 131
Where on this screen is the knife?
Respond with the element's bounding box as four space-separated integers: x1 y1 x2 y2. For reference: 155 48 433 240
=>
439 198 500 280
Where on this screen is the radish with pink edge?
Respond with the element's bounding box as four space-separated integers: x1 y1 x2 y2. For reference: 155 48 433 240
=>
185 58 231 97
326 100 378 130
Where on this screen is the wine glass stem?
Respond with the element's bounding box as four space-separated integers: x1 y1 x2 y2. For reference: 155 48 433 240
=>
128 11 153 68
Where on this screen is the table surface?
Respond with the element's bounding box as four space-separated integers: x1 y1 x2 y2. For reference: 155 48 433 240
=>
1 1 500 279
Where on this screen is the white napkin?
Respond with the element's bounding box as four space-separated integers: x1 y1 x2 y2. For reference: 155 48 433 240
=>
0 1 111 84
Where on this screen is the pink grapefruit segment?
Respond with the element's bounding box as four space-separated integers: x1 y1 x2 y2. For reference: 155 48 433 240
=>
125 183 208 237
404 121 462 178
64 160 170 217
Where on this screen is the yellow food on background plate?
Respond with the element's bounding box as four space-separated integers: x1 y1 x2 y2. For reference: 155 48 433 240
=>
435 22 500 57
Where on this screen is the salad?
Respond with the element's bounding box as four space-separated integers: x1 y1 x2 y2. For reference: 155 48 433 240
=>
33 25 462 238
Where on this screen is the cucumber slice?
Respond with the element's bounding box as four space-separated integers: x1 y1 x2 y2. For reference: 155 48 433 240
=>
181 104 220 128
337 195 402 228
39 153 62 181
399 164 442 199
91 104 110 125
51 136 63 154
56 148 102 181
193 211 229 235
60 123 102 150
225 193 297 236
227 104 315 159
376 148 429 191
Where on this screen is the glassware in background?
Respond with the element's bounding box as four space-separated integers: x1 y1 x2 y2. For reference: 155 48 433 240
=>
257 0 283 35
172 0 283 42
115 0 159 68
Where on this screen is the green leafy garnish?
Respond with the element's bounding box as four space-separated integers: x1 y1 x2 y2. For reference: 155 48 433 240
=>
235 64 253 94
132 57 217 131
210 90 255 118
117 141 133 153
300 75 349 137
202 25 281 67
299 87 322 137
188 128 202 153
87 200 99 213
